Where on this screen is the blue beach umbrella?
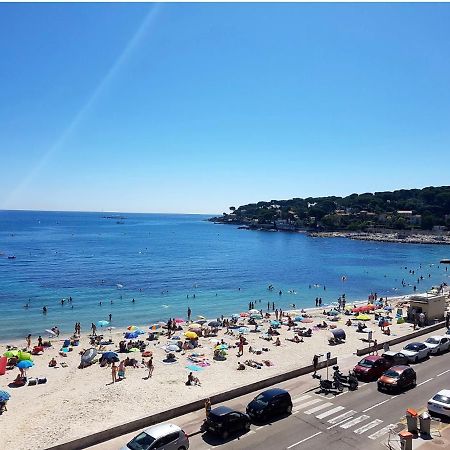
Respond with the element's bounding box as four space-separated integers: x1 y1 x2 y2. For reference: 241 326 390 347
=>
101 351 118 360
384 306 393 311
250 314 262 320
97 320 110 327
124 331 139 339
328 310 340 316
231 314 240 319
238 327 249 334
270 320 280 328
0 390 11 402
17 360 33 369
294 316 303 322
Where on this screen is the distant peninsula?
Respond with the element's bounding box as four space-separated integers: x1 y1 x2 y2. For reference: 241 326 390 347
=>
209 186 450 245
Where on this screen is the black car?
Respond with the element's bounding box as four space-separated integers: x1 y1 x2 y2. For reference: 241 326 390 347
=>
380 351 409 367
246 388 292 422
203 406 251 439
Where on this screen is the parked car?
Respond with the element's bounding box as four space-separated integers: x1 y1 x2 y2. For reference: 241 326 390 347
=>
246 388 292 421
353 355 391 381
202 406 250 439
444 328 450 337
424 335 450 354
380 351 409 366
121 423 189 450
401 342 430 363
377 365 416 393
428 389 450 418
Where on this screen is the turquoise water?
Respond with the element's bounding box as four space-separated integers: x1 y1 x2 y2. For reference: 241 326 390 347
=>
0 210 449 340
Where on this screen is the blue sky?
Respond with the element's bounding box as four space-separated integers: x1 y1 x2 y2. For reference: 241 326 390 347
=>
1 3 450 214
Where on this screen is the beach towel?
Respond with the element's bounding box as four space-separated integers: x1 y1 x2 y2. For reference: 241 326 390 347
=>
185 365 203 372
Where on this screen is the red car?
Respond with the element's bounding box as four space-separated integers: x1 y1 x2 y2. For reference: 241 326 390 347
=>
353 355 391 381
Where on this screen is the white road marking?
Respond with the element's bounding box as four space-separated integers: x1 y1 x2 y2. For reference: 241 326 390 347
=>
327 410 355 424
353 419 383 434
437 369 450 377
340 415 370 429
368 424 396 440
316 406 345 419
362 397 396 413
286 432 322 449
293 398 323 412
417 378 433 386
304 402 334 415
292 394 312 405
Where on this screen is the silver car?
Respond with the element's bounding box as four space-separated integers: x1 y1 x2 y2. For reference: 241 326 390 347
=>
121 423 189 450
401 342 430 363
424 335 450 354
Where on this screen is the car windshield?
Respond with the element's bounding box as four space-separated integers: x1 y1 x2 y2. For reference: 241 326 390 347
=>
433 394 450 404
254 394 269 406
404 344 420 351
127 432 156 450
383 370 400 378
426 338 439 344
358 358 374 367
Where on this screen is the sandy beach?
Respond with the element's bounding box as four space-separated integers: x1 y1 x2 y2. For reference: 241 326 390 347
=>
0 292 448 450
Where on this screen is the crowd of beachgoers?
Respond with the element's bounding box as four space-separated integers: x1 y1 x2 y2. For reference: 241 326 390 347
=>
1 282 449 449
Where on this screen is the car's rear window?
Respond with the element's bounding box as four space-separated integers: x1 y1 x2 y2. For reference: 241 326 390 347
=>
254 394 269 406
383 370 400 378
426 338 440 344
127 432 156 450
404 343 420 351
433 394 450 404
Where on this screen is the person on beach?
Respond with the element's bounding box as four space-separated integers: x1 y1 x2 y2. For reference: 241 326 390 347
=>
186 372 201 386
91 323 97 336
43 306 47 314
237 336 244 357
205 398 211 418
109 314 112 322
146 357 154 379
111 362 118 383
26 334 31 349
187 307 191 322
38 335 43 347
118 360 126 380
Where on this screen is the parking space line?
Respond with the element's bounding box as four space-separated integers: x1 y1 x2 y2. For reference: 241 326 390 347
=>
286 431 322 449
304 402 334 415
316 406 345 419
417 378 433 387
362 397 395 413
437 369 450 377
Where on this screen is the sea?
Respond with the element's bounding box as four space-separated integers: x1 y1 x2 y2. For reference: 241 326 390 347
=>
0 210 449 340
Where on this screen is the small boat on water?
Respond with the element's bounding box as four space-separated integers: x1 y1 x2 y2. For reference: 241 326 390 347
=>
7 256 16 260
440 259 450 264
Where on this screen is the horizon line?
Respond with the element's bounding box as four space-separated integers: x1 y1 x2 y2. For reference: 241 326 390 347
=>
0 208 219 216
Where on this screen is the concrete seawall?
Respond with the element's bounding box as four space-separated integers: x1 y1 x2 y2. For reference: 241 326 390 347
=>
46 357 337 450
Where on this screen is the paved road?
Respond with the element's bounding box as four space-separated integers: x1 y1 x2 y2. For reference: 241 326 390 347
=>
91 329 450 450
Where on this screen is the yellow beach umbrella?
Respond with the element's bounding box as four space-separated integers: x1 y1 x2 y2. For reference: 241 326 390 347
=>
188 323 201 330
185 331 198 339
355 314 371 321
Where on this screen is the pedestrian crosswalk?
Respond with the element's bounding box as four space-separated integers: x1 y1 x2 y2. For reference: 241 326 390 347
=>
291 394 397 441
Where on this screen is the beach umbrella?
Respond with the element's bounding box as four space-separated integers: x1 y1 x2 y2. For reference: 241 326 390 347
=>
249 309 260 314
328 310 340 316
240 312 249 317
18 351 32 361
238 327 249 334
195 320 207 325
149 324 161 330
215 344 228 350
165 344 180 353
250 314 262 320
331 328 346 341
101 351 118 360
129 347 140 353
231 313 240 319
3 350 19 358
294 316 304 322
124 331 138 339
384 306 393 311
270 320 280 328
197 315 206 320
184 331 198 339
174 318 185 324
60 348 69 353
17 360 33 369
188 323 201 330
81 348 97 364
355 314 371 321
127 325 139 331
208 321 220 327
288 311 299 317
97 320 110 327
45 329 57 336
0 390 11 402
